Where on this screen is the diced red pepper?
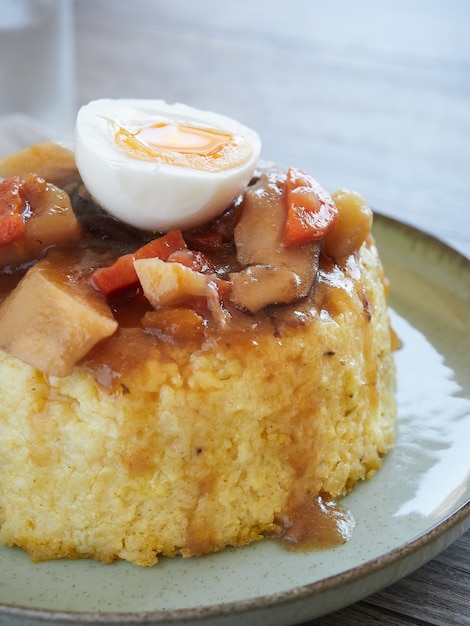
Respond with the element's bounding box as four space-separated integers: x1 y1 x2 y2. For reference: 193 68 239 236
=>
0 176 28 244
91 229 187 295
283 167 338 247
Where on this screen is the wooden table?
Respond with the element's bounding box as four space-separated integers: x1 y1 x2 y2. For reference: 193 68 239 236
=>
73 1 470 624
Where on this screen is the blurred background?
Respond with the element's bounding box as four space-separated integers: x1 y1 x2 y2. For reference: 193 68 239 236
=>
73 0 470 257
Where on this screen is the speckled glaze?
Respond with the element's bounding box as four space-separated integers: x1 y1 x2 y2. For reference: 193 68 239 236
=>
0 214 469 626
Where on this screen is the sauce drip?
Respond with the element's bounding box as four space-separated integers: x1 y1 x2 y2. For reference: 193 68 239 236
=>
275 495 355 551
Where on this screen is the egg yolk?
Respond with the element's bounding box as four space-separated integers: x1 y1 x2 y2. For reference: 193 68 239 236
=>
114 121 253 172
138 123 232 155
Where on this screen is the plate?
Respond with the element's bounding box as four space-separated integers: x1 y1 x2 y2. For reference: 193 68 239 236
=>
1 214 469 626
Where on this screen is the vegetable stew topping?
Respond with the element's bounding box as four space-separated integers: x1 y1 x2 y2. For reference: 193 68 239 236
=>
0 145 373 378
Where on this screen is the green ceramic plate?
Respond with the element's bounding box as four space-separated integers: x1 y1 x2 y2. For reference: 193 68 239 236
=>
1 214 469 626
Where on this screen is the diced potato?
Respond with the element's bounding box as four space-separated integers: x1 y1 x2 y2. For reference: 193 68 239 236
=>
230 265 302 314
323 189 373 260
134 258 209 308
135 258 228 327
0 173 81 268
0 141 79 187
22 173 81 249
0 261 118 377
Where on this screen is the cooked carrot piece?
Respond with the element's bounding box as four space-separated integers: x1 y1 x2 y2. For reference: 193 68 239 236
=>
283 167 338 247
134 229 187 261
0 176 27 244
0 213 26 244
91 229 187 295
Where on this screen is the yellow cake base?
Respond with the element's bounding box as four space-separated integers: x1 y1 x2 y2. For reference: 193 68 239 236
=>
0 240 396 566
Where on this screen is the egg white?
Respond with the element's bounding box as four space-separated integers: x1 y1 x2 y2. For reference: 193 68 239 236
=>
74 99 262 231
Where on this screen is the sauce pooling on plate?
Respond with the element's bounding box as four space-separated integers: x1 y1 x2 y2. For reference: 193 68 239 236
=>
274 495 355 551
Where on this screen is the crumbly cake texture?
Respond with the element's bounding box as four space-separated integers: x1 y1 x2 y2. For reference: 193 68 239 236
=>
0 239 396 566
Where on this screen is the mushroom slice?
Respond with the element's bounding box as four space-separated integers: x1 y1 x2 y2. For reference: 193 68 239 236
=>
230 265 304 314
231 168 320 311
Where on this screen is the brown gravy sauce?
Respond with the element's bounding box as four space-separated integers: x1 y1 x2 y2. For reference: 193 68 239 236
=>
273 495 355 552
0 181 369 381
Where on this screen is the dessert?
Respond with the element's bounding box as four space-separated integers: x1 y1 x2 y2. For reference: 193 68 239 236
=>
0 101 396 566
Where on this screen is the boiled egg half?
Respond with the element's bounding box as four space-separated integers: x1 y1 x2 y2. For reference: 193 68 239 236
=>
74 99 262 231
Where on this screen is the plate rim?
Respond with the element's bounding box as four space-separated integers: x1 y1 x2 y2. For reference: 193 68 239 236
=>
2 501 469 624
373 210 470 264
1 213 469 624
